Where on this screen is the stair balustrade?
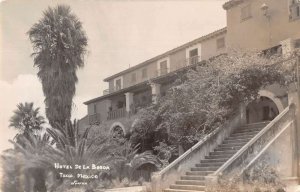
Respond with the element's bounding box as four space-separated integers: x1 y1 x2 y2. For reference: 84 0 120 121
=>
206 104 296 183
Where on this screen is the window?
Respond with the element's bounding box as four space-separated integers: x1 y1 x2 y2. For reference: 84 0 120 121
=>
216 37 225 49
241 4 252 21
142 68 147 78
189 48 199 65
93 104 97 114
289 1 300 21
186 44 201 65
157 57 170 76
295 39 300 48
131 73 136 83
115 78 122 90
159 60 168 75
189 48 198 57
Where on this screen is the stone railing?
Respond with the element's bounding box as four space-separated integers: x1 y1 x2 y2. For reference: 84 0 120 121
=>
151 113 242 192
241 121 294 175
206 104 296 182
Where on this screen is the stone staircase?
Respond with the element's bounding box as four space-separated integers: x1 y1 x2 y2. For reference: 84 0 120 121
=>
163 121 269 192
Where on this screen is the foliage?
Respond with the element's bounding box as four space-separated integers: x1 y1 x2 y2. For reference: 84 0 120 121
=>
131 50 297 151
8 120 104 191
153 142 178 168
28 5 88 125
5 117 162 191
1 149 25 192
9 102 45 133
8 132 52 192
45 120 113 189
99 140 162 185
242 158 285 190
206 161 286 192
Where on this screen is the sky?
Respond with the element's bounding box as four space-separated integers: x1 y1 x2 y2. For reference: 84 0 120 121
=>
0 0 227 151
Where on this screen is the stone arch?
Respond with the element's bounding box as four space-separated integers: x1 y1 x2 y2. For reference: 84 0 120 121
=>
110 122 126 137
258 89 285 113
245 89 285 124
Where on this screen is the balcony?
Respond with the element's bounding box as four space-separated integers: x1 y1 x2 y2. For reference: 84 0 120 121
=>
107 106 138 121
89 113 101 125
107 107 127 120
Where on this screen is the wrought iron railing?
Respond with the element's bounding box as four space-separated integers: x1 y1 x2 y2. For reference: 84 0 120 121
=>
185 55 201 66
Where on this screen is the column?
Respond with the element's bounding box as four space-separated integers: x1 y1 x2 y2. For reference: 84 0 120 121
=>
151 83 161 104
280 38 294 58
288 84 300 178
125 92 134 112
239 102 247 125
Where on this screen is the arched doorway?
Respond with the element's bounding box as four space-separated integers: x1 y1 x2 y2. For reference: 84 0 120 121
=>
246 96 279 124
110 122 126 139
111 126 125 139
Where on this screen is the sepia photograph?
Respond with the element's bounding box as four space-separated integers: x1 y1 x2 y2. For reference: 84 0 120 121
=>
0 0 300 192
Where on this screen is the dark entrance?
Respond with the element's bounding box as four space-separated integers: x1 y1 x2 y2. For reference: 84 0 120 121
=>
246 96 279 124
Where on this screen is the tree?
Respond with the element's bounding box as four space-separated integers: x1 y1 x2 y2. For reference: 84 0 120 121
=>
28 5 88 126
9 102 45 135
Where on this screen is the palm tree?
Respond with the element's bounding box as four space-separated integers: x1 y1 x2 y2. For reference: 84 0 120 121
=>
9 102 45 135
28 5 88 126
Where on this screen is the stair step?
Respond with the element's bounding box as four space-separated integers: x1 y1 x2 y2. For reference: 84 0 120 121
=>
176 180 205 186
170 184 205 191
181 175 205 180
231 131 259 137
215 145 242 151
191 166 219 171
240 122 269 128
226 134 255 140
201 158 228 163
226 134 254 140
218 142 245 148
213 148 238 153
195 162 224 167
222 138 250 144
186 171 213 176
163 188 204 192
209 150 236 156
205 154 233 159
234 127 263 134
220 140 248 145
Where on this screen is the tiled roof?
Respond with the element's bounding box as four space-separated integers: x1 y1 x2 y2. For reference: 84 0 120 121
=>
103 27 227 82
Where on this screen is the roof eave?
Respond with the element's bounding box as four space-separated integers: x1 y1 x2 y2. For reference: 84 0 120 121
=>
103 27 227 82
